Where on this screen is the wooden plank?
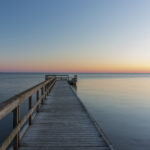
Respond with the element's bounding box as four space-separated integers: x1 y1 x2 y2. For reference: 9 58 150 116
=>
19 80 113 150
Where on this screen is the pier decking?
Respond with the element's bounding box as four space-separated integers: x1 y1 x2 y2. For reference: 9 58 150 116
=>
0 75 113 150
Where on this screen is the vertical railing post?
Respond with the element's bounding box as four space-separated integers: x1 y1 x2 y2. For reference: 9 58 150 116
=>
13 105 20 150
29 96 32 125
36 90 40 112
47 83 49 96
45 75 48 80
48 81 51 93
41 87 44 104
44 84 47 100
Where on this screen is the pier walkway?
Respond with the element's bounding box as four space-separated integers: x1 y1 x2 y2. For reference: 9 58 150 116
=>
20 80 112 150
0 75 113 150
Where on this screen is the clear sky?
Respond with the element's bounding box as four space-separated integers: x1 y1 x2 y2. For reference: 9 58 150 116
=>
0 0 150 73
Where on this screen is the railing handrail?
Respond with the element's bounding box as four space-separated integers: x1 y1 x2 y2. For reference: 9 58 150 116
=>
45 74 70 81
0 77 54 120
46 74 69 76
0 76 56 150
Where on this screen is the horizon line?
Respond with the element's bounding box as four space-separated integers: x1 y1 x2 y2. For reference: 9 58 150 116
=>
1 71 150 74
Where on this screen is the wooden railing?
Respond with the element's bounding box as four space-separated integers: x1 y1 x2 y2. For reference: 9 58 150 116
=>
0 77 56 150
45 74 69 81
45 74 77 84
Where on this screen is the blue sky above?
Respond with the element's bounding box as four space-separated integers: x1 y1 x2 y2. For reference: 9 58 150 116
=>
0 0 150 72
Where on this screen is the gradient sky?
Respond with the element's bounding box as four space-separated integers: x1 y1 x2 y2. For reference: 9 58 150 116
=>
0 0 150 73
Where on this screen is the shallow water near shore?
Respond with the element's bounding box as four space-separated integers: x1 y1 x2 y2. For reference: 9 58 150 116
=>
1 73 150 150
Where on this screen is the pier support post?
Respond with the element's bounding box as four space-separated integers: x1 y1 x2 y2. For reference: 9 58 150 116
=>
47 84 49 96
29 96 32 125
13 106 20 150
41 87 44 104
45 75 49 80
44 85 47 100
36 91 40 112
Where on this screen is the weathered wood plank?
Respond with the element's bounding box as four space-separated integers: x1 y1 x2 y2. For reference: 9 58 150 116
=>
19 80 113 150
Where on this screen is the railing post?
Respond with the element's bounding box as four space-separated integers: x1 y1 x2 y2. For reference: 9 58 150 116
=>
49 79 54 93
44 85 47 100
36 90 40 112
29 96 32 125
48 81 51 93
45 75 48 80
41 87 44 104
47 83 49 96
13 106 20 150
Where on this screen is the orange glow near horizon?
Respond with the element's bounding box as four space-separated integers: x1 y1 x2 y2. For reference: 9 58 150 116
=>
1 50 150 73
1 60 150 73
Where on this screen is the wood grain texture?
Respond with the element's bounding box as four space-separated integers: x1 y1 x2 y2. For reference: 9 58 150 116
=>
19 80 112 150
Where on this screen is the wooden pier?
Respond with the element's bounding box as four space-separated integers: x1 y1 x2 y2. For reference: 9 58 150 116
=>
0 75 114 150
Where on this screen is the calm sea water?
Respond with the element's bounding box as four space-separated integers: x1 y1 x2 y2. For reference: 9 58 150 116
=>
1 73 150 150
